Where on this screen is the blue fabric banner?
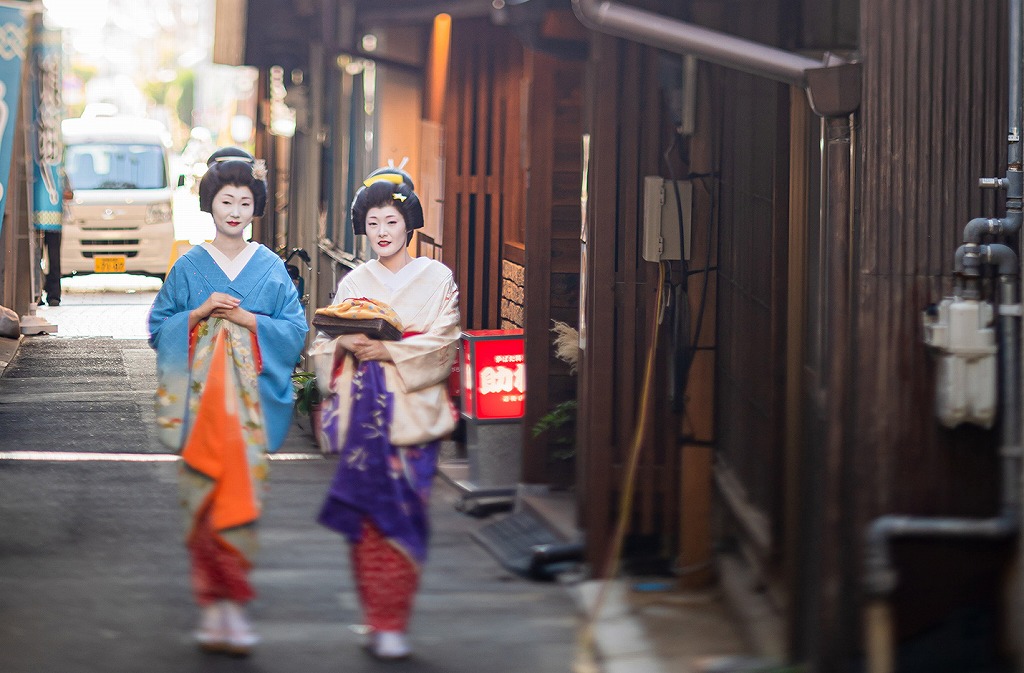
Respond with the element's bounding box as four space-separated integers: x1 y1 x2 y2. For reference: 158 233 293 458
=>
0 7 27 238
31 17 61 231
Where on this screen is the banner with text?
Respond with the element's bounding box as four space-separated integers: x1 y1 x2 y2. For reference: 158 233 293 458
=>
0 6 26 237
31 17 61 231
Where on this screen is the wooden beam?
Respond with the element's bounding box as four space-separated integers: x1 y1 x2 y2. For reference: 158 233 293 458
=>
523 49 556 484
579 33 620 575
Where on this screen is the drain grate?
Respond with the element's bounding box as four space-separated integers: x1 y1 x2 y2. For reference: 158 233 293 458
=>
471 510 564 577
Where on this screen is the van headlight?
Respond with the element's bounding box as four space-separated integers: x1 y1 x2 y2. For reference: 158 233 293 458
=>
146 203 172 223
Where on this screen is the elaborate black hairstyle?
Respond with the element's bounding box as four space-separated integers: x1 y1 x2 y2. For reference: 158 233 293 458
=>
350 167 424 241
198 147 268 217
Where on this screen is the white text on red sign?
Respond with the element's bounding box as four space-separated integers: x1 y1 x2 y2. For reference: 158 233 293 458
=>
478 364 526 396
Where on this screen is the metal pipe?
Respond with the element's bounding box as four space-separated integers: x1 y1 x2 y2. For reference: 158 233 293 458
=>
972 0 1023 239
874 0 1024 606
571 0 823 88
953 246 967 297
872 265 1021 551
986 243 1020 276
962 208 1023 241
964 216 1008 242
864 510 1018 596
957 243 985 300
952 244 1018 298
863 266 1020 673
1010 0 1023 169
995 273 1022 519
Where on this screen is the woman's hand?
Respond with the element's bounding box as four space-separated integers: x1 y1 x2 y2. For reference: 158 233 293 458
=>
189 292 256 332
211 305 258 332
337 333 392 362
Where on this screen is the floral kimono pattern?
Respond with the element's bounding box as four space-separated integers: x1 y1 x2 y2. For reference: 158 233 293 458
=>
148 243 307 605
312 258 458 631
318 361 438 566
179 320 269 603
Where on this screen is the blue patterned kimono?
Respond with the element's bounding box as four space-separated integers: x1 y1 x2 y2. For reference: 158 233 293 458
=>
148 243 308 454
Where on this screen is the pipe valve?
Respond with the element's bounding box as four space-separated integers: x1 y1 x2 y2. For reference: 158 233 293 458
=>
979 177 1009 189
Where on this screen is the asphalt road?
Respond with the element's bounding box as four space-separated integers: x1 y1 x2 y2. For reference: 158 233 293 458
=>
0 298 578 673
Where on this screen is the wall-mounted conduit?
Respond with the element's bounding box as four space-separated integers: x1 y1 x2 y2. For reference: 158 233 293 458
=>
862 2 1024 671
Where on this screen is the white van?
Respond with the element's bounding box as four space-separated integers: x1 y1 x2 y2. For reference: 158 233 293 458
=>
61 116 175 278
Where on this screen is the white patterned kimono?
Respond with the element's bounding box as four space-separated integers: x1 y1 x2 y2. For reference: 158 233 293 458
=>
309 257 460 447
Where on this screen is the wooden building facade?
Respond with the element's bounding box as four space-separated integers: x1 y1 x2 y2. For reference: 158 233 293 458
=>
224 0 1024 669
849 1 1012 668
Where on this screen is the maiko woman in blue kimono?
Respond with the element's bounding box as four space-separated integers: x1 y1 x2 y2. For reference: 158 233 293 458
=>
147 148 307 655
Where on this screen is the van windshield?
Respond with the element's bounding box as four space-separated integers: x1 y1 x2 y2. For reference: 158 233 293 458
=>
65 143 167 190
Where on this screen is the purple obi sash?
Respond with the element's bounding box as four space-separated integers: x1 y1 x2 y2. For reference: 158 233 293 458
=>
317 361 438 563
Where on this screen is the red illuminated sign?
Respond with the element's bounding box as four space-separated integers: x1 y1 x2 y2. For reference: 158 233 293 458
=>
460 329 525 421
448 348 462 400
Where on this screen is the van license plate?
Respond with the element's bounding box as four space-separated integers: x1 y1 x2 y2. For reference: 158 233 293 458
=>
94 256 126 273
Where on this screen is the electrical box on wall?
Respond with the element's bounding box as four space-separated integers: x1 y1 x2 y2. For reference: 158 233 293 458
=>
642 176 691 262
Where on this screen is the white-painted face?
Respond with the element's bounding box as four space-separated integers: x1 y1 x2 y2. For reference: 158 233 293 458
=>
211 185 254 239
365 204 407 259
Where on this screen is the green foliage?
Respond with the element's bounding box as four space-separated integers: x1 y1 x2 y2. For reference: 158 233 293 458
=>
291 370 321 416
174 70 195 129
531 399 577 460
142 79 171 106
141 69 195 139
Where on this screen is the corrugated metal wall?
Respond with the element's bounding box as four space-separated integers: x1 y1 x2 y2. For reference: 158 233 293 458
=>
858 1 1006 506
855 0 1010 647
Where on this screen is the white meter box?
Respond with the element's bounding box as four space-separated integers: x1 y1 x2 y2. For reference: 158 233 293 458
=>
642 176 692 262
922 297 997 429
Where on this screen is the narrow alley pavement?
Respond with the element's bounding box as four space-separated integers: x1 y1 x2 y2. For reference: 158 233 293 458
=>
0 279 578 673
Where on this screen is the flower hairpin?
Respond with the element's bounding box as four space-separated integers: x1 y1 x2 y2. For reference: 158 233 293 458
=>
251 159 268 181
392 193 407 202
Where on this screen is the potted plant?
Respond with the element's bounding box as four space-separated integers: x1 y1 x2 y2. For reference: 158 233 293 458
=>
531 399 577 461
291 370 323 447
530 321 581 489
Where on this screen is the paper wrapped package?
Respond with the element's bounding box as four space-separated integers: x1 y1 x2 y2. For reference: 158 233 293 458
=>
312 297 404 341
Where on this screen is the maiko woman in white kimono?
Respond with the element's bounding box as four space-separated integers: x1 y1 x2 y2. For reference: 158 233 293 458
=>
148 148 307 655
310 168 460 660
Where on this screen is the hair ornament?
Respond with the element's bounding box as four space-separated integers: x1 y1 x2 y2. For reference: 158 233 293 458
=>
251 159 268 181
214 155 252 164
364 173 404 188
200 147 268 217
350 162 423 235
